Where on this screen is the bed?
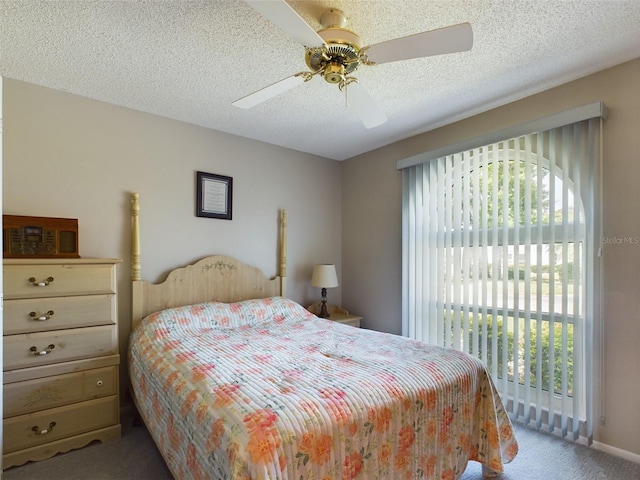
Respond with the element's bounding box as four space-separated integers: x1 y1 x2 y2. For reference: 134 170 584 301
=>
127 193 518 479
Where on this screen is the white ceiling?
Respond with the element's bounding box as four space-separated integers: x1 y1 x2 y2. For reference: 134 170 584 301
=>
1 1 639 161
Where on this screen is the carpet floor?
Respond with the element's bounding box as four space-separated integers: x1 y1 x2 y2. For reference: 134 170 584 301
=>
4 414 640 479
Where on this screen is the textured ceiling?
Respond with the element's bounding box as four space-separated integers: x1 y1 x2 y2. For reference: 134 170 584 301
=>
1 1 640 161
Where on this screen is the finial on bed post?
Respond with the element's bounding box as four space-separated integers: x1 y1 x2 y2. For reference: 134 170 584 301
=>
132 192 141 281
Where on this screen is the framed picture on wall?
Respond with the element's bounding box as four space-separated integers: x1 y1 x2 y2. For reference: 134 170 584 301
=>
196 171 233 220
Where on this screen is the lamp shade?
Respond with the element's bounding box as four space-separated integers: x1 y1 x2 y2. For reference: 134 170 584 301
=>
311 264 339 288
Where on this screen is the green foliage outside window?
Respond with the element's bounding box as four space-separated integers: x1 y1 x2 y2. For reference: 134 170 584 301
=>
449 312 574 397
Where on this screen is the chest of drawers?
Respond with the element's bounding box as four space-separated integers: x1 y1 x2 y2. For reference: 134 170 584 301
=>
3 258 122 469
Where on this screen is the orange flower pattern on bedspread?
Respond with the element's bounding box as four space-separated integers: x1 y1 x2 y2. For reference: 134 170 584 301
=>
128 297 518 479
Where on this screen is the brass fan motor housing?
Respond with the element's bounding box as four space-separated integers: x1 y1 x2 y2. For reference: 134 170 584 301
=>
305 20 364 84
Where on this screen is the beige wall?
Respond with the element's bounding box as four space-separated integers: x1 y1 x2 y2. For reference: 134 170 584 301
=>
343 58 640 457
2 78 344 397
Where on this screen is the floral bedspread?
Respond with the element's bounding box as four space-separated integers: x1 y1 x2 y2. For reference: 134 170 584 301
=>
128 297 517 479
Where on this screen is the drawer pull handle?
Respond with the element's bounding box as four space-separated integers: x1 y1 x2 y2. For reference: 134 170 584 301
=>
30 310 55 321
28 276 54 287
32 422 56 436
30 344 56 356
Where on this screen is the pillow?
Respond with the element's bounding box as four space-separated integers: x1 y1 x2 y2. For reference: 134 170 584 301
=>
140 296 313 336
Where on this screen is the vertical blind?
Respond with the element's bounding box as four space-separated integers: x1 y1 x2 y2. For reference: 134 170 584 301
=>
401 112 603 443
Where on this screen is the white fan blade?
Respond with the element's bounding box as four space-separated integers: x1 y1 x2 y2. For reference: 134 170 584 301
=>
347 82 387 129
233 74 306 109
245 0 325 48
365 22 473 64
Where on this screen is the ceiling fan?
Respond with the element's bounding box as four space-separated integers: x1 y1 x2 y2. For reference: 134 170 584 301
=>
232 0 473 129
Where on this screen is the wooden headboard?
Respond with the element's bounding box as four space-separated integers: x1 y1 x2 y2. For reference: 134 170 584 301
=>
130 193 287 327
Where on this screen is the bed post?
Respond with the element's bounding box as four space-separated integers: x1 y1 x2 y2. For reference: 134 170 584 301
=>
280 209 287 297
131 192 144 326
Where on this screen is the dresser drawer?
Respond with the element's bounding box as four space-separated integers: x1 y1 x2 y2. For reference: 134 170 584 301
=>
3 395 118 454
4 325 117 371
4 294 116 334
4 262 116 299
4 366 118 418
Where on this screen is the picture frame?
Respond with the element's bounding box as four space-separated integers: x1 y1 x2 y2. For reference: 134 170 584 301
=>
196 171 233 220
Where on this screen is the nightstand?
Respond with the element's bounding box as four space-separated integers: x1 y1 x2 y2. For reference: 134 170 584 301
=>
306 302 362 328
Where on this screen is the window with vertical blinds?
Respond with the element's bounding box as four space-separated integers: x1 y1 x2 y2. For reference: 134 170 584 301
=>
401 106 604 443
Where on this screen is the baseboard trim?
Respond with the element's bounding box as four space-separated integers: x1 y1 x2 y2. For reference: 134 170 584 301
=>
592 441 640 465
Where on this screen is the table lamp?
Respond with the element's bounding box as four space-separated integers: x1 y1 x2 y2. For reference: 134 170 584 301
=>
311 264 338 318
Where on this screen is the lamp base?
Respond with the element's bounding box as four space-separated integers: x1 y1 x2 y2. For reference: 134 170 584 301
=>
318 288 330 318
